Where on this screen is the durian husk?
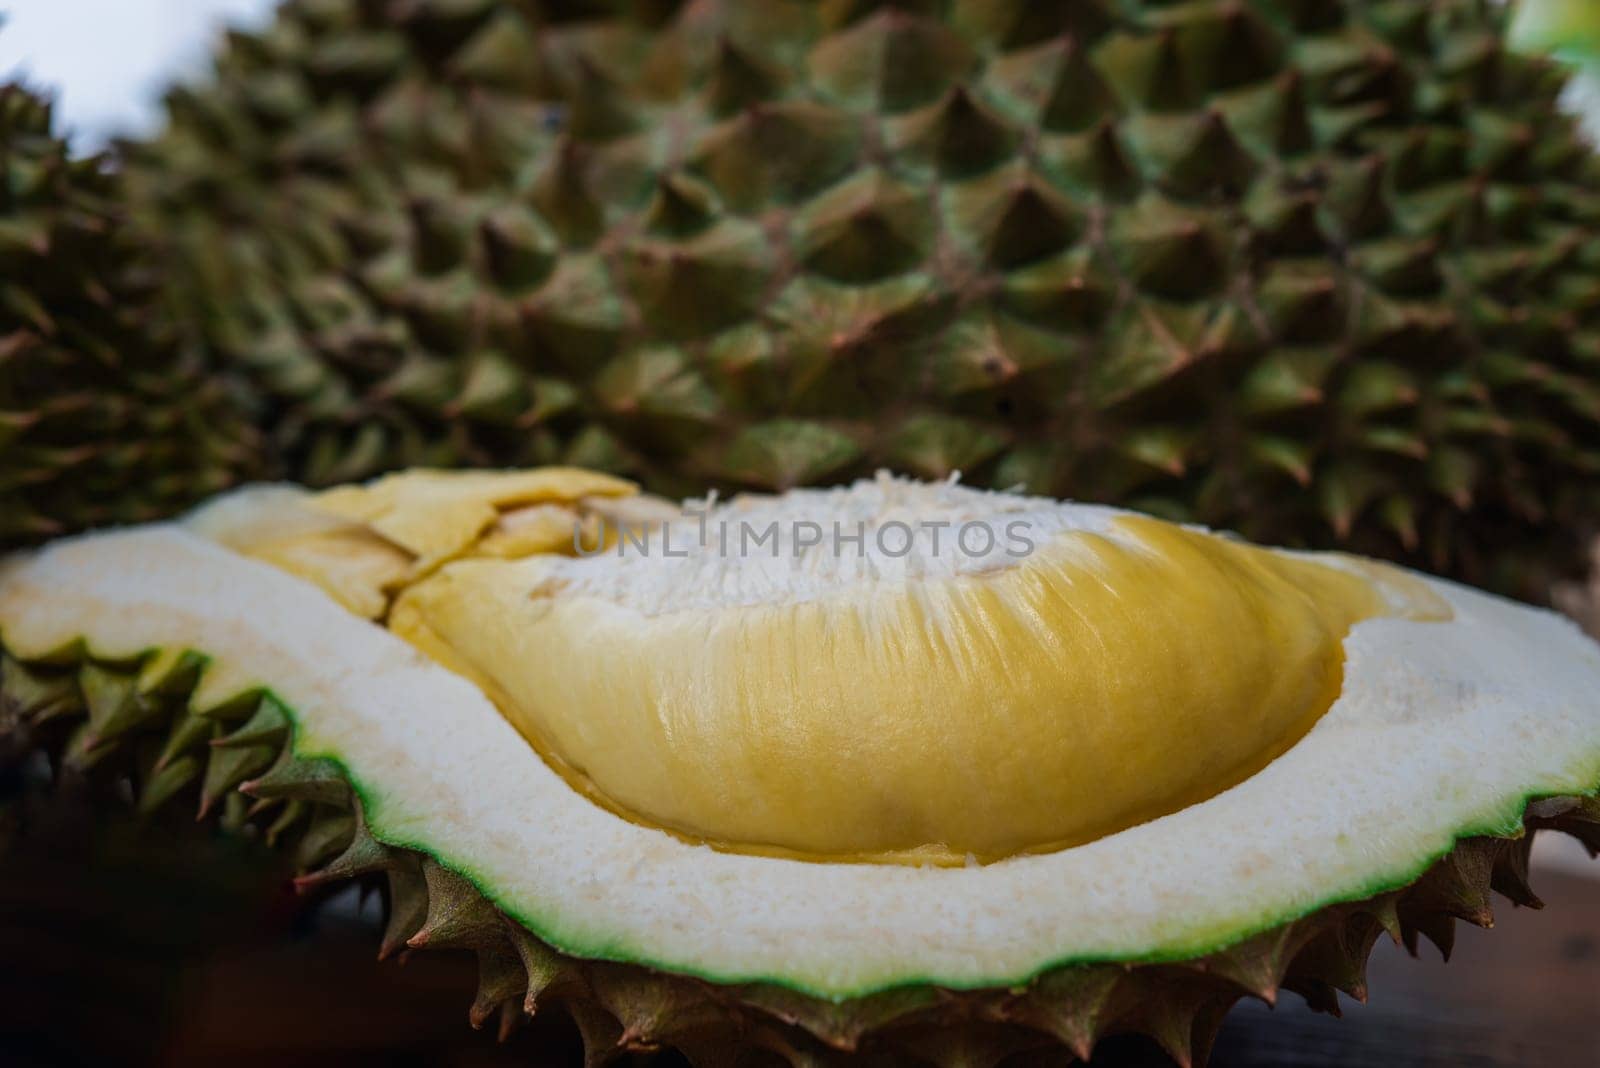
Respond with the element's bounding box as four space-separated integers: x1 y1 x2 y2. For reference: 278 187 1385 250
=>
3 643 1595 1067
0 85 263 549
123 0 1600 599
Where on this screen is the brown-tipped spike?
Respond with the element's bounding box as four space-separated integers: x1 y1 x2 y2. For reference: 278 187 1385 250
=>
470 942 528 1030
530 137 603 245
1200 921 1316 1004
379 859 429 960
154 707 214 771
564 999 625 1068
495 999 524 1044
1401 910 1456 962
293 810 355 872
295 809 393 887
890 85 1016 179
242 748 351 807
264 798 306 847
807 8 974 113
137 753 201 815
1407 838 1498 929
1362 893 1405 945
409 858 504 949
1291 912 1386 1001
706 36 782 117
643 171 719 239
198 739 277 818
210 695 290 749
1003 965 1122 1060
80 662 159 747
738 983 936 1052
505 923 571 1015
1 655 78 722
591 968 729 1049
1130 982 1239 1068
565 55 635 141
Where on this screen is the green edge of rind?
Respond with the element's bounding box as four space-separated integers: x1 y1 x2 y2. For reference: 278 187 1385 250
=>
11 634 1600 1004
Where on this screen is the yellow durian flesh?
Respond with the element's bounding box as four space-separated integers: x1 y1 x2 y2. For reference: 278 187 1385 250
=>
314 471 1443 864
205 468 1450 865
392 513 1443 863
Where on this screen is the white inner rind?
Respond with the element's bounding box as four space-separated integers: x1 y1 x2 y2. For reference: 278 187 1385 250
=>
2 525 1598 996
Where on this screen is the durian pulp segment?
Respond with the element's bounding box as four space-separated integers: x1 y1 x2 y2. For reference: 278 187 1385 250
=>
355 474 1443 865
185 467 640 619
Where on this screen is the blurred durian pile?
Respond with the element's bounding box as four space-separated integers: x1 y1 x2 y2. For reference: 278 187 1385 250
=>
8 0 1600 600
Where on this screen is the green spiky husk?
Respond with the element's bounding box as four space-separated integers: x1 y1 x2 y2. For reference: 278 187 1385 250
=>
3 641 1595 1067
125 0 1600 598
0 85 262 548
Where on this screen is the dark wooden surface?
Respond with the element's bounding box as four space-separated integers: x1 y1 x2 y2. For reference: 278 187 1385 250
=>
2 811 1596 1067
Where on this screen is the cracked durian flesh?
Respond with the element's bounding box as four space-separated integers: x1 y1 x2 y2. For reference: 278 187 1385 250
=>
196 469 1449 865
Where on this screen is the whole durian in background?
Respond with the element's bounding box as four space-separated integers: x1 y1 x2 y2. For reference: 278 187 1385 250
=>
0 84 259 549
124 0 1600 597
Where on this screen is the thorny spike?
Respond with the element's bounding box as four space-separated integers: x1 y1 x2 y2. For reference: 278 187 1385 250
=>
564 998 625 1068
199 738 276 818
1195 920 1317 1004
137 753 201 815
409 858 504 948
242 747 351 807
155 707 215 771
211 695 291 749
380 858 430 960
1001 965 1122 1060
295 802 393 888
293 809 356 871
505 922 573 1014
470 943 527 1031
79 662 159 749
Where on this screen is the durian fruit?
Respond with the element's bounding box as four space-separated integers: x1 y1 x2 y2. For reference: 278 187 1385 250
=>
0 84 260 549
125 0 1600 597
3 466 1597 1066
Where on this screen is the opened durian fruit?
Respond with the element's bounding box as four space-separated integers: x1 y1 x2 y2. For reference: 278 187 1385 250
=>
1 466 1597 1066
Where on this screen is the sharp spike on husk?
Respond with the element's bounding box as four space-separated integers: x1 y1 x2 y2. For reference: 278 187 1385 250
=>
210 695 291 749
264 797 307 847
295 805 394 888
293 809 356 871
241 748 351 807
410 858 503 948
564 998 625 1068
1002 964 1122 1060
1198 920 1319 1004
590 967 730 1050
0 655 76 722
1489 834 1543 910
137 753 201 815
1401 909 1457 962
199 738 277 818
470 942 528 1030
738 983 938 1052
380 857 430 960
155 707 216 771
78 663 159 749
505 922 573 1014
